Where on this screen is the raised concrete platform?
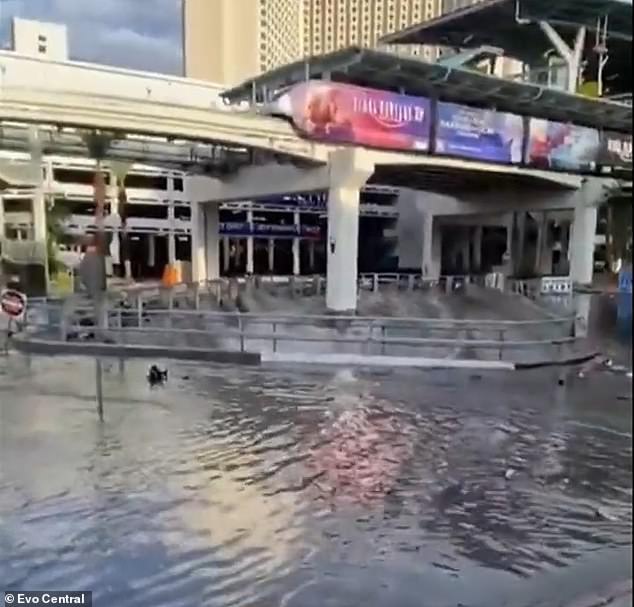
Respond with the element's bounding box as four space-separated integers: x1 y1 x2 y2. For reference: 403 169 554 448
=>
262 351 516 370
261 351 600 370
11 334 261 365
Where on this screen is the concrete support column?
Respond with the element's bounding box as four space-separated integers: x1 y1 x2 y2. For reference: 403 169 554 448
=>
326 149 374 312
267 238 275 273
246 209 254 275
308 239 316 272
167 233 176 265
167 184 176 265
0 196 5 239
421 213 442 281
472 225 483 272
235 240 242 268
292 211 301 276
191 201 205 283
504 213 514 275
192 202 220 283
223 237 231 273
110 233 121 266
148 234 156 268
461 228 471 274
32 189 47 242
515 212 527 276
535 212 548 275
570 205 597 286
205 204 220 281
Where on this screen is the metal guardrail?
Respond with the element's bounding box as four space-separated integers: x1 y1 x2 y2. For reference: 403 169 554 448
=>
23 296 578 363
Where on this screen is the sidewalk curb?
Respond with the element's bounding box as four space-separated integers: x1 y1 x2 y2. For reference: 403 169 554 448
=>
514 351 600 370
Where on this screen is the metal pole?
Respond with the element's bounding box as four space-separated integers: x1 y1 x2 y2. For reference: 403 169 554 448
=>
136 295 143 327
96 358 104 421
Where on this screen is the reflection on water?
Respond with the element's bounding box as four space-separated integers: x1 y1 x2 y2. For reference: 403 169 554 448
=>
0 357 631 607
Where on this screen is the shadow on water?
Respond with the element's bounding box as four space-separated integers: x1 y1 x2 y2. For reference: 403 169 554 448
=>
0 356 631 606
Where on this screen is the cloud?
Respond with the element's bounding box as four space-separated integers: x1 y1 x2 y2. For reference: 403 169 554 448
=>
0 0 182 73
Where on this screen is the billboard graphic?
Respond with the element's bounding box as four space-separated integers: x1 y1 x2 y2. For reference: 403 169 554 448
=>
527 119 600 172
268 81 431 152
435 102 524 164
598 131 633 169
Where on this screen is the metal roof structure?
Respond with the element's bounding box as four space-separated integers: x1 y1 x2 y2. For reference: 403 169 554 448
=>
382 0 632 45
380 0 632 93
222 47 632 132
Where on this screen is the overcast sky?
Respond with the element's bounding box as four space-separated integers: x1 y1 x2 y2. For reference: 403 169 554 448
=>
0 0 183 74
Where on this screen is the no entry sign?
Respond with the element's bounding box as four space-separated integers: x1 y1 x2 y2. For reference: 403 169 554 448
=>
1 288 28 321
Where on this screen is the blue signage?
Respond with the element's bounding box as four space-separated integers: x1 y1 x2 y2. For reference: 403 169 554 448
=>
258 194 327 210
435 102 524 164
219 222 321 239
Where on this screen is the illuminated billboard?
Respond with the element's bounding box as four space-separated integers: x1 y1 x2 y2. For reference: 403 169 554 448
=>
268 81 431 152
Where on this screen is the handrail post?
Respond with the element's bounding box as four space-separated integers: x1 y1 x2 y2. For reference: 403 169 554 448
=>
137 294 143 328
272 321 277 353
238 316 245 352
95 358 104 421
381 324 386 355
117 307 123 344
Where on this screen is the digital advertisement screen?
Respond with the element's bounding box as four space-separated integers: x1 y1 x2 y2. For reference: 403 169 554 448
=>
598 131 632 170
268 81 431 152
527 119 600 172
435 102 524 164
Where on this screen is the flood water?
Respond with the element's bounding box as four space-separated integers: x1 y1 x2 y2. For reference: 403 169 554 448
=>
0 355 631 607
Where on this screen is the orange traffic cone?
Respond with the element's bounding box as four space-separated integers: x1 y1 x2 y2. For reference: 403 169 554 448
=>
161 264 178 287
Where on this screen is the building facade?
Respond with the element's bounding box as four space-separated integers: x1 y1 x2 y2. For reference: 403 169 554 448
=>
303 0 441 61
10 17 69 61
183 0 445 84
441 0 480 14
183 0 303 85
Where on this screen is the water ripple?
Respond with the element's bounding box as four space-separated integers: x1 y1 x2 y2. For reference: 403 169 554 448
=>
0 359 631 606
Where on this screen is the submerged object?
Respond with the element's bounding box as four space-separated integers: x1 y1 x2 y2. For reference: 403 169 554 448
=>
148 365 168 386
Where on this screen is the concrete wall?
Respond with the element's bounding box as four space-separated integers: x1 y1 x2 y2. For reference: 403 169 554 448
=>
0 51 227 111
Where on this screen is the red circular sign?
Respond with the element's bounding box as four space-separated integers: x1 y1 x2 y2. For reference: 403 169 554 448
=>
1 289 27 319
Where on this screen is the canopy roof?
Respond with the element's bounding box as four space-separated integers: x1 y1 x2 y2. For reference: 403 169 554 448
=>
380 0 632 92
222 47 632 133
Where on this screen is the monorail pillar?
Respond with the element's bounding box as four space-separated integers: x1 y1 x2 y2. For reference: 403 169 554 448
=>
570 204 597 286
292 211 301 276
192 202 220 283
326 150 374 313
246 209 254 275
0 196 5 240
